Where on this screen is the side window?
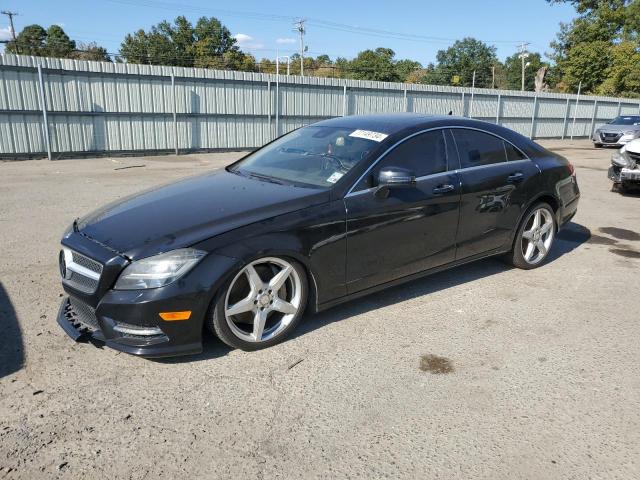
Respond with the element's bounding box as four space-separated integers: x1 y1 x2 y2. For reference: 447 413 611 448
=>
353 130 448 191
452 129 507 168
504 141 527 161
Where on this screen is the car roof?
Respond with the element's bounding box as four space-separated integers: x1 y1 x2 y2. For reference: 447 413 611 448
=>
312 113 550 159
314 113 454 135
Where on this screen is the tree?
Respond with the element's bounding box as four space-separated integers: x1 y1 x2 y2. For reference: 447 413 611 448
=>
5 24 47 55
503 52 546 91
349 48 399 82
120 16 255 70
44 25 76 58
71 42 111 62
429 38 499 88
547 0 639 96
394 59 423 83
5 24 109 61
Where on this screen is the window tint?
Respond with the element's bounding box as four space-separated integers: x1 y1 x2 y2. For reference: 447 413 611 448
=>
504 141 527 161
353 130 448 191
452 129 506 168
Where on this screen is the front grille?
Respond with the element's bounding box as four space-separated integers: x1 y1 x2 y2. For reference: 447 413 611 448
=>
600 132 622 143
66 271 99 293
64 297 99 332
71 251 102 274
61 248 103 294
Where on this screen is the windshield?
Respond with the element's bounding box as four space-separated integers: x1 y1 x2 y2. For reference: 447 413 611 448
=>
608 116 640 125
229 126 382 188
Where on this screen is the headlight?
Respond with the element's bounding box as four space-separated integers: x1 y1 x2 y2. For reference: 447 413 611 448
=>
611 147 638 169
622 130 640 138
114 248 206 290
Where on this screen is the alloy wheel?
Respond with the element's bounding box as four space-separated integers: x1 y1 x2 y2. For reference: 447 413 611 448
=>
224 257 303 343
521 207 555 265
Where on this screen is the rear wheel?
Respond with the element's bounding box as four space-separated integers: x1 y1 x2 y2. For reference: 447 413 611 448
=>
208 256 308 351
506 203 556 269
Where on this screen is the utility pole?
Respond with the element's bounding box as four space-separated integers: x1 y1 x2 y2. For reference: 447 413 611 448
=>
293 19 306 76
518 42 530 91
1 10 18 47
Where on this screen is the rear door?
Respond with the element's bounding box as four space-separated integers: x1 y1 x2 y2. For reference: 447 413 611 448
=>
450 128 540 259
344 129 461 294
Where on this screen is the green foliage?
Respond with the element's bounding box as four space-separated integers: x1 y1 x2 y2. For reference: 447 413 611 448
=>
5 24 47 55
5 23 110 61
349 48 399 82
426 38 499 88
119 16 255 70
44 25 76 58
503 52 547 90
548 0 640 96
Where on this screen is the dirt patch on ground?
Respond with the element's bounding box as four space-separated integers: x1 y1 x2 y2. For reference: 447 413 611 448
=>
419 354 454 374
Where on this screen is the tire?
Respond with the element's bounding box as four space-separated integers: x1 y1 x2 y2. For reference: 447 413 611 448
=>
506 202 556 270
594 143 603 148
208 256 308 351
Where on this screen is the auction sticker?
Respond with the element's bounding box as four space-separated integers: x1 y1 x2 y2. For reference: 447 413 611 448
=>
326 172 344 184
349 129 388 142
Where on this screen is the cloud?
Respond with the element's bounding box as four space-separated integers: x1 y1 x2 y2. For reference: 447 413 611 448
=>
276 38 295 45
0 27 13 42
233 33 265 51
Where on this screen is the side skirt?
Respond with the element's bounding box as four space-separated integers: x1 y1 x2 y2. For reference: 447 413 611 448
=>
316 247 510 312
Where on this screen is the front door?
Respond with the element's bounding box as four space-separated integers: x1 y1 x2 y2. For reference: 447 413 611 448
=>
344 129 461 294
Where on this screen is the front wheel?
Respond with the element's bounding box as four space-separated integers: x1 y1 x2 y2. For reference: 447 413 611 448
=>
208 256 308 351
594 143 603 148
506 203 556 269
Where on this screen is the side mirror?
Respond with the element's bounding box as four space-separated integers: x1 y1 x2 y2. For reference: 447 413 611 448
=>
375 167 416 198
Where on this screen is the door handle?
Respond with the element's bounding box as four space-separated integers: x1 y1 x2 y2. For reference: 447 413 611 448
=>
507 172 524 183
432 184 455 194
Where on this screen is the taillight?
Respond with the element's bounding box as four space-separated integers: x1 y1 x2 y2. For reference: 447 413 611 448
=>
567 163 575 177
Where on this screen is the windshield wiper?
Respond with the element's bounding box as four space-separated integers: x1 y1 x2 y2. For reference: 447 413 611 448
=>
246 172 286 185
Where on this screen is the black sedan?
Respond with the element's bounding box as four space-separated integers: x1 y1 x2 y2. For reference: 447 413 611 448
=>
57 114 580 357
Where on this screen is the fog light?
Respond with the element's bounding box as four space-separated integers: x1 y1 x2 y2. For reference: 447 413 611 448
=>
159 311 192 321
113 324 164 336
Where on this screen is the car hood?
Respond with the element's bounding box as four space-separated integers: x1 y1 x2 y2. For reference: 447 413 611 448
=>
76 169 330 259
624 138 640 154
597 124 640 133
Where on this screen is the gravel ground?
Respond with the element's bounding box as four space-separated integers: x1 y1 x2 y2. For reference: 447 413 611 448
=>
1 141 639 479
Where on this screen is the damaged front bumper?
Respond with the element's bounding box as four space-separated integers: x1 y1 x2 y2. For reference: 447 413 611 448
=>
609 165 640 184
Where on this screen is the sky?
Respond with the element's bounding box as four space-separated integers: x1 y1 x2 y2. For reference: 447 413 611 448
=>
0 0 578 64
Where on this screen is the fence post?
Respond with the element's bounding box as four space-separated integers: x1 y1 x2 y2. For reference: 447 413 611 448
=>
570 83 582 140
275 73 279 137
561 98 570 139
171 74 178 155
36 65 52 161
617 101 622 116
530 96 538 139
495 94 501 124
267 79 272 138
342 84 347 116
461 92 465 116
403 87 407 113
589 99 598 138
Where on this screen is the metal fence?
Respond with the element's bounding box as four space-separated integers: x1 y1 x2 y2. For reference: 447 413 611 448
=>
1 53 639 159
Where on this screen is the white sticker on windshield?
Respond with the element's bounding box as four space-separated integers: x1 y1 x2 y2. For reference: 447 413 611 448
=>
349 129 389 142
326 172 344 184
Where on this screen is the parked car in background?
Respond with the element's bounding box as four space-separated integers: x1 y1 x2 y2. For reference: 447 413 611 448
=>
609 138 640 192
57 114 580 357
593 115 640 148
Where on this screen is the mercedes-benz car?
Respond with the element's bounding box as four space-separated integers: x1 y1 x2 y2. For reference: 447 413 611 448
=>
57 114 580 358
609 138 640 191
593 115 640 148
